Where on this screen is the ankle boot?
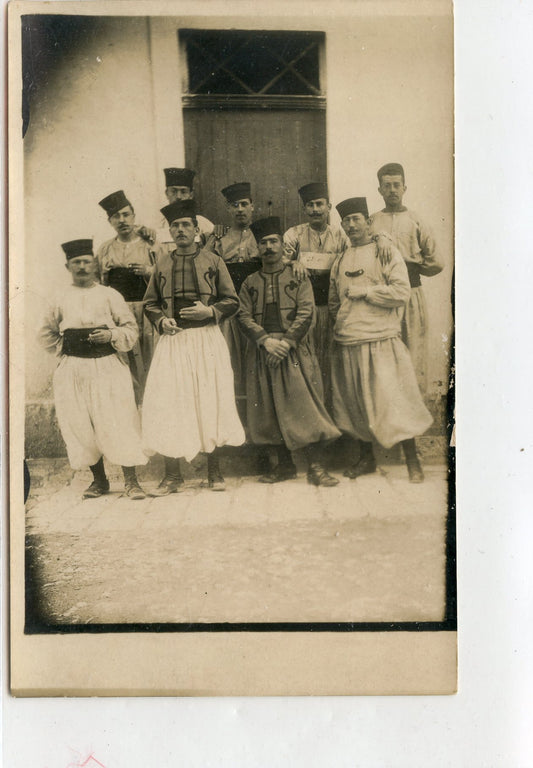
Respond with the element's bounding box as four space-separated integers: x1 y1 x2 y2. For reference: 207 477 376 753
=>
150 456 184 496
206 451 225 491
258 444 297 483
344 441 376 479
122 466 146 500
83 457 110 499
401 439 424 483
305 443 339 487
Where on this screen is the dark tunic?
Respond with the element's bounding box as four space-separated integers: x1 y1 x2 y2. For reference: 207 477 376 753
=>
237 266 341 451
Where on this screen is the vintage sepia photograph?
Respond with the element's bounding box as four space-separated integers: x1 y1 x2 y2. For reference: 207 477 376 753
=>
9 0 455 695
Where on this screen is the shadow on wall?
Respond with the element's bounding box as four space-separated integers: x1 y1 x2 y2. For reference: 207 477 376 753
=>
22 14 105 138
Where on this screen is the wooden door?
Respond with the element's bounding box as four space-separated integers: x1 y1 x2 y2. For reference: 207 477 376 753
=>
180 29 326 231
184 108 327 231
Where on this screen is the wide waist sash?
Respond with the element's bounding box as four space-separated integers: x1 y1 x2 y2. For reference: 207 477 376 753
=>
307 272 331 306
62 327 115 358
173 297 214 330
226 260 262 293
107 267 147 302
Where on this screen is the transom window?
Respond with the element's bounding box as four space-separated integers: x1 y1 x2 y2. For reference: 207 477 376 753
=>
179 30 325 109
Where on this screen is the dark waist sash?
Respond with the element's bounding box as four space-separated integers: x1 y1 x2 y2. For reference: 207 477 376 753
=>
406 261 422 288
226 260 262 293
107 267 147 302
307 271 331 306
62 327 115 358
173 297 214 330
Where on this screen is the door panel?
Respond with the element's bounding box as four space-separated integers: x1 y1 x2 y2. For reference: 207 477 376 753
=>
184 109 327 231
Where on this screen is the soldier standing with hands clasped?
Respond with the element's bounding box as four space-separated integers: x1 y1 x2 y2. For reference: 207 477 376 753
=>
142 199 245 494
238 216 340 486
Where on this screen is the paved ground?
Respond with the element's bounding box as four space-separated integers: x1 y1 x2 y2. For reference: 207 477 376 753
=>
25 458 450 626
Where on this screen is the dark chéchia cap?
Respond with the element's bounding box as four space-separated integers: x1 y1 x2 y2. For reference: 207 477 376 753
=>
164 167 195 189
250 216 282 242
377 162 405 182
160 199 197 225
336 197 369 221
98 190 132 217
61 239 94 260
298 182 329 204
221 182 252 203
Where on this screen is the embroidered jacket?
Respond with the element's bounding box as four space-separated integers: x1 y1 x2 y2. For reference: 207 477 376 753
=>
237 265 315 348
143 246 239 332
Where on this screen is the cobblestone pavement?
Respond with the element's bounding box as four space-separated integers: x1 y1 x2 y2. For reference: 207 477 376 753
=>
25 459 450 626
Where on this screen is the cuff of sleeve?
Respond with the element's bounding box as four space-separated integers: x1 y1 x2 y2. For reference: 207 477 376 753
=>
109 328 120 349
211 306 220 324
282 335 297 349
373 230 393 242
256 333 269 347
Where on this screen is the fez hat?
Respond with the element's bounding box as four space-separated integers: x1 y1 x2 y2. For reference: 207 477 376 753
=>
98 190 132 217
160 199 197 225
298 182 329 204
61 239 94 260
377 163 405 182
336 197 369 221
221 182 252 203
250 216 282 242
164 167 195 189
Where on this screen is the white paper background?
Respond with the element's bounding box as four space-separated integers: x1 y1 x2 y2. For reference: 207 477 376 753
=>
3 0 533 765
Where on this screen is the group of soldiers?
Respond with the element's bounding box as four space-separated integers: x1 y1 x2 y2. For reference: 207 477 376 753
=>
38 162 443 500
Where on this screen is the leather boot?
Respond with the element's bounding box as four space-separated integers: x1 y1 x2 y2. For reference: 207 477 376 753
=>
402 439 425 483
150 457 184 496
259 444 297 483
344 441 376 479
122 466 146 500
83 457 110 499
206 451 225 491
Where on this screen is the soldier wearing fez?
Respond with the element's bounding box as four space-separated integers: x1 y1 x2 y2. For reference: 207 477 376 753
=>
154 167 214 252
96 189 156 400
238 216 340 486
329 197 432 483
206 181 260 263
142 199 245 494
38 239 148 500
205 182 263 420
284 182 392 407
371 162 443 395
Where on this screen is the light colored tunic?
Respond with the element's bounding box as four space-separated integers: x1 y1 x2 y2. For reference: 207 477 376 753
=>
283 222 349 409
283 223 349 268
38 283 148 469
331 243 408 344
329 242 432 448
370 208 443 394
96 236 154 277
96 236 156 400
206 226 258 262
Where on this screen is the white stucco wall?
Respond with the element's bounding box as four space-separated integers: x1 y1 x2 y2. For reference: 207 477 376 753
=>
326 13 454 392
23 7 453 406
24 16 160 398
